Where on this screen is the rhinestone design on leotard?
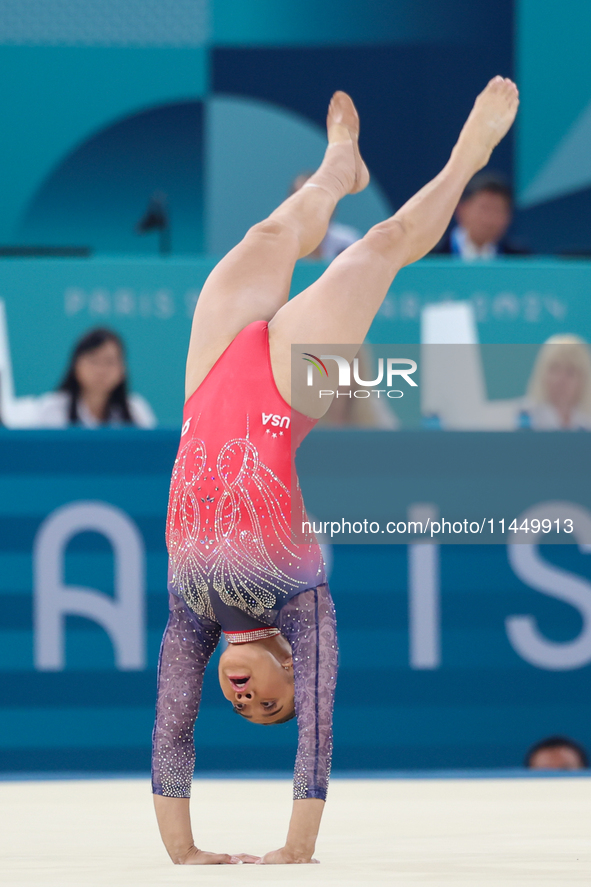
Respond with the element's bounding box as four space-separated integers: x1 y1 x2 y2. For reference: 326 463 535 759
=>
151 592 221 798
277 585 338 800
166 419 324 620
224 627 281 644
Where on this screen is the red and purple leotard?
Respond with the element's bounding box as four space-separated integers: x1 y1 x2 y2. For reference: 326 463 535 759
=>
152 322 337 801
165 320 326 624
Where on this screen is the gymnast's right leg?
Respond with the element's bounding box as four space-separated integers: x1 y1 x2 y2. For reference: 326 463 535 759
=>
184 93 369 400
268 77 520 415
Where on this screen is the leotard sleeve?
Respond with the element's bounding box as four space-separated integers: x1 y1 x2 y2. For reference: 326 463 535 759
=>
151 591 221 797
276 583 338 801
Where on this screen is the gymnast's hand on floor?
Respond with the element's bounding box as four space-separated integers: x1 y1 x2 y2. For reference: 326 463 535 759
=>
256 847 320 865
179 846 260 864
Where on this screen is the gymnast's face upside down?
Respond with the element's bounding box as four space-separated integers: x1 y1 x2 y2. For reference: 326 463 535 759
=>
218 633 296 724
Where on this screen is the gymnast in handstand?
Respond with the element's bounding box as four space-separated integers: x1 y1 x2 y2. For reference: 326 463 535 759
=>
151 77 519 864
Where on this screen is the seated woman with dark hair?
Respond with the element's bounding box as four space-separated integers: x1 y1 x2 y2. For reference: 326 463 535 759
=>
35 327 156 428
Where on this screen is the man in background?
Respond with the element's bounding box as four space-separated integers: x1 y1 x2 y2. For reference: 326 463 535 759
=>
525 736 588 770
432 171 528 259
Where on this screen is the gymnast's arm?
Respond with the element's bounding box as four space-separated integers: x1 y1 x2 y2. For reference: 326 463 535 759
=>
262 584 338 864
152 592 231 864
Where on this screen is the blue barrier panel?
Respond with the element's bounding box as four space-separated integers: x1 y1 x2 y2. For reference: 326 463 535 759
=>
2 258 591 426
297 430 591 543
0 430 590 775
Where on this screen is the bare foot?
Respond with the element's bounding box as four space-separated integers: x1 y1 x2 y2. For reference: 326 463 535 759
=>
456 76 519 172
326 91 370 194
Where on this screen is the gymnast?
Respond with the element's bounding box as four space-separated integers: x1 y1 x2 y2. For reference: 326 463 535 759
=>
151 77 519 865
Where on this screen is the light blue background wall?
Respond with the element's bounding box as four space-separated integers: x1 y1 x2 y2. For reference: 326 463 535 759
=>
6 2 591 254
0 0 514 255
514 0 591 252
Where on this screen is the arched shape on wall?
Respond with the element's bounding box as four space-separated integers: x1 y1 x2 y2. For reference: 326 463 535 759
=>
19 101 205 255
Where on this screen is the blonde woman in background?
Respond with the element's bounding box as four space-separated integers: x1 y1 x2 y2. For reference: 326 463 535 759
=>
518 335 591 430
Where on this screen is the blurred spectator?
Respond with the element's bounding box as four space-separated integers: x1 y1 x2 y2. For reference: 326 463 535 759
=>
518 335 591 430
432 171 528 259
525 735 588 770
290 171 361 260
35 327 156 428
317 345 399 429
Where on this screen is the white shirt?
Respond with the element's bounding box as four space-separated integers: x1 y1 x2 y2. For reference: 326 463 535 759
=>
450 225 497 260
319 222 361 261
519 402 591 431
34 391 157 428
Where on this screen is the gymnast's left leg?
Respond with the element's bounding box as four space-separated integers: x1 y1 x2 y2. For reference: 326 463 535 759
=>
184 92 368 400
